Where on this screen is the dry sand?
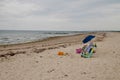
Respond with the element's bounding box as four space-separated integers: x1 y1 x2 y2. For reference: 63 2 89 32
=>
0 32 120 80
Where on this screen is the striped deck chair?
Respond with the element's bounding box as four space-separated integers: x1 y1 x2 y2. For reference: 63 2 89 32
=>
81 43 96 58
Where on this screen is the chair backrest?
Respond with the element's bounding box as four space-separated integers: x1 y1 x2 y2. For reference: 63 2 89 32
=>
81 42 96 58
87 47 94 58
83 42 93 53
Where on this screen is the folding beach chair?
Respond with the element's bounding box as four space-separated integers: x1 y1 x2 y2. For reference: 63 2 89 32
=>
81 43 96 58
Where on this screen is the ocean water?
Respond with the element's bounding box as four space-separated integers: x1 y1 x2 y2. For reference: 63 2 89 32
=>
0 30 83 45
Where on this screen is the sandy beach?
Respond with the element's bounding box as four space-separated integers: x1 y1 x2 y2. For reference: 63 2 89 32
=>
0 32 120 80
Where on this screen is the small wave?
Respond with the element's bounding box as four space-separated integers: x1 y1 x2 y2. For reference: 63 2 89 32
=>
43 32 69 34
0 37 9 41
0 30 82 45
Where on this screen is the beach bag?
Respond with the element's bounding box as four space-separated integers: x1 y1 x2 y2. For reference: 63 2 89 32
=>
76 48 82 54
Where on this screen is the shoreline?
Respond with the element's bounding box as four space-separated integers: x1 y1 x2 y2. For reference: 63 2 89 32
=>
0 31 106 47
0 33 82 47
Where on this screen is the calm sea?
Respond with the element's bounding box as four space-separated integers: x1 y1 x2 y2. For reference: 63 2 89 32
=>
0 30 83 45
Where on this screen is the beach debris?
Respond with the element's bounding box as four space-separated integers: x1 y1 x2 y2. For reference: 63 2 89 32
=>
48 47 55 49
64 74 68 77
81 72 87 75
91 76 96 79
113 51 115 53
59 45 66 48
33 48 46 53
64 53 69 56
48 47 59 50
40 56 43 58
47 69 55 73
0 51 26 58
35 61 39 63
58 74 69 79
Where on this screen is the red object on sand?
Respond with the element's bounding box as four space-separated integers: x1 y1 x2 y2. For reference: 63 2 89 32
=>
76 48 82 54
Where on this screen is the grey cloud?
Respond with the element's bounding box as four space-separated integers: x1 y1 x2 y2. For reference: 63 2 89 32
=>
0 0 120 31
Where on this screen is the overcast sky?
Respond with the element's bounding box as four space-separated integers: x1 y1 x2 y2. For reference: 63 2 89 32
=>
0 0 120 31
